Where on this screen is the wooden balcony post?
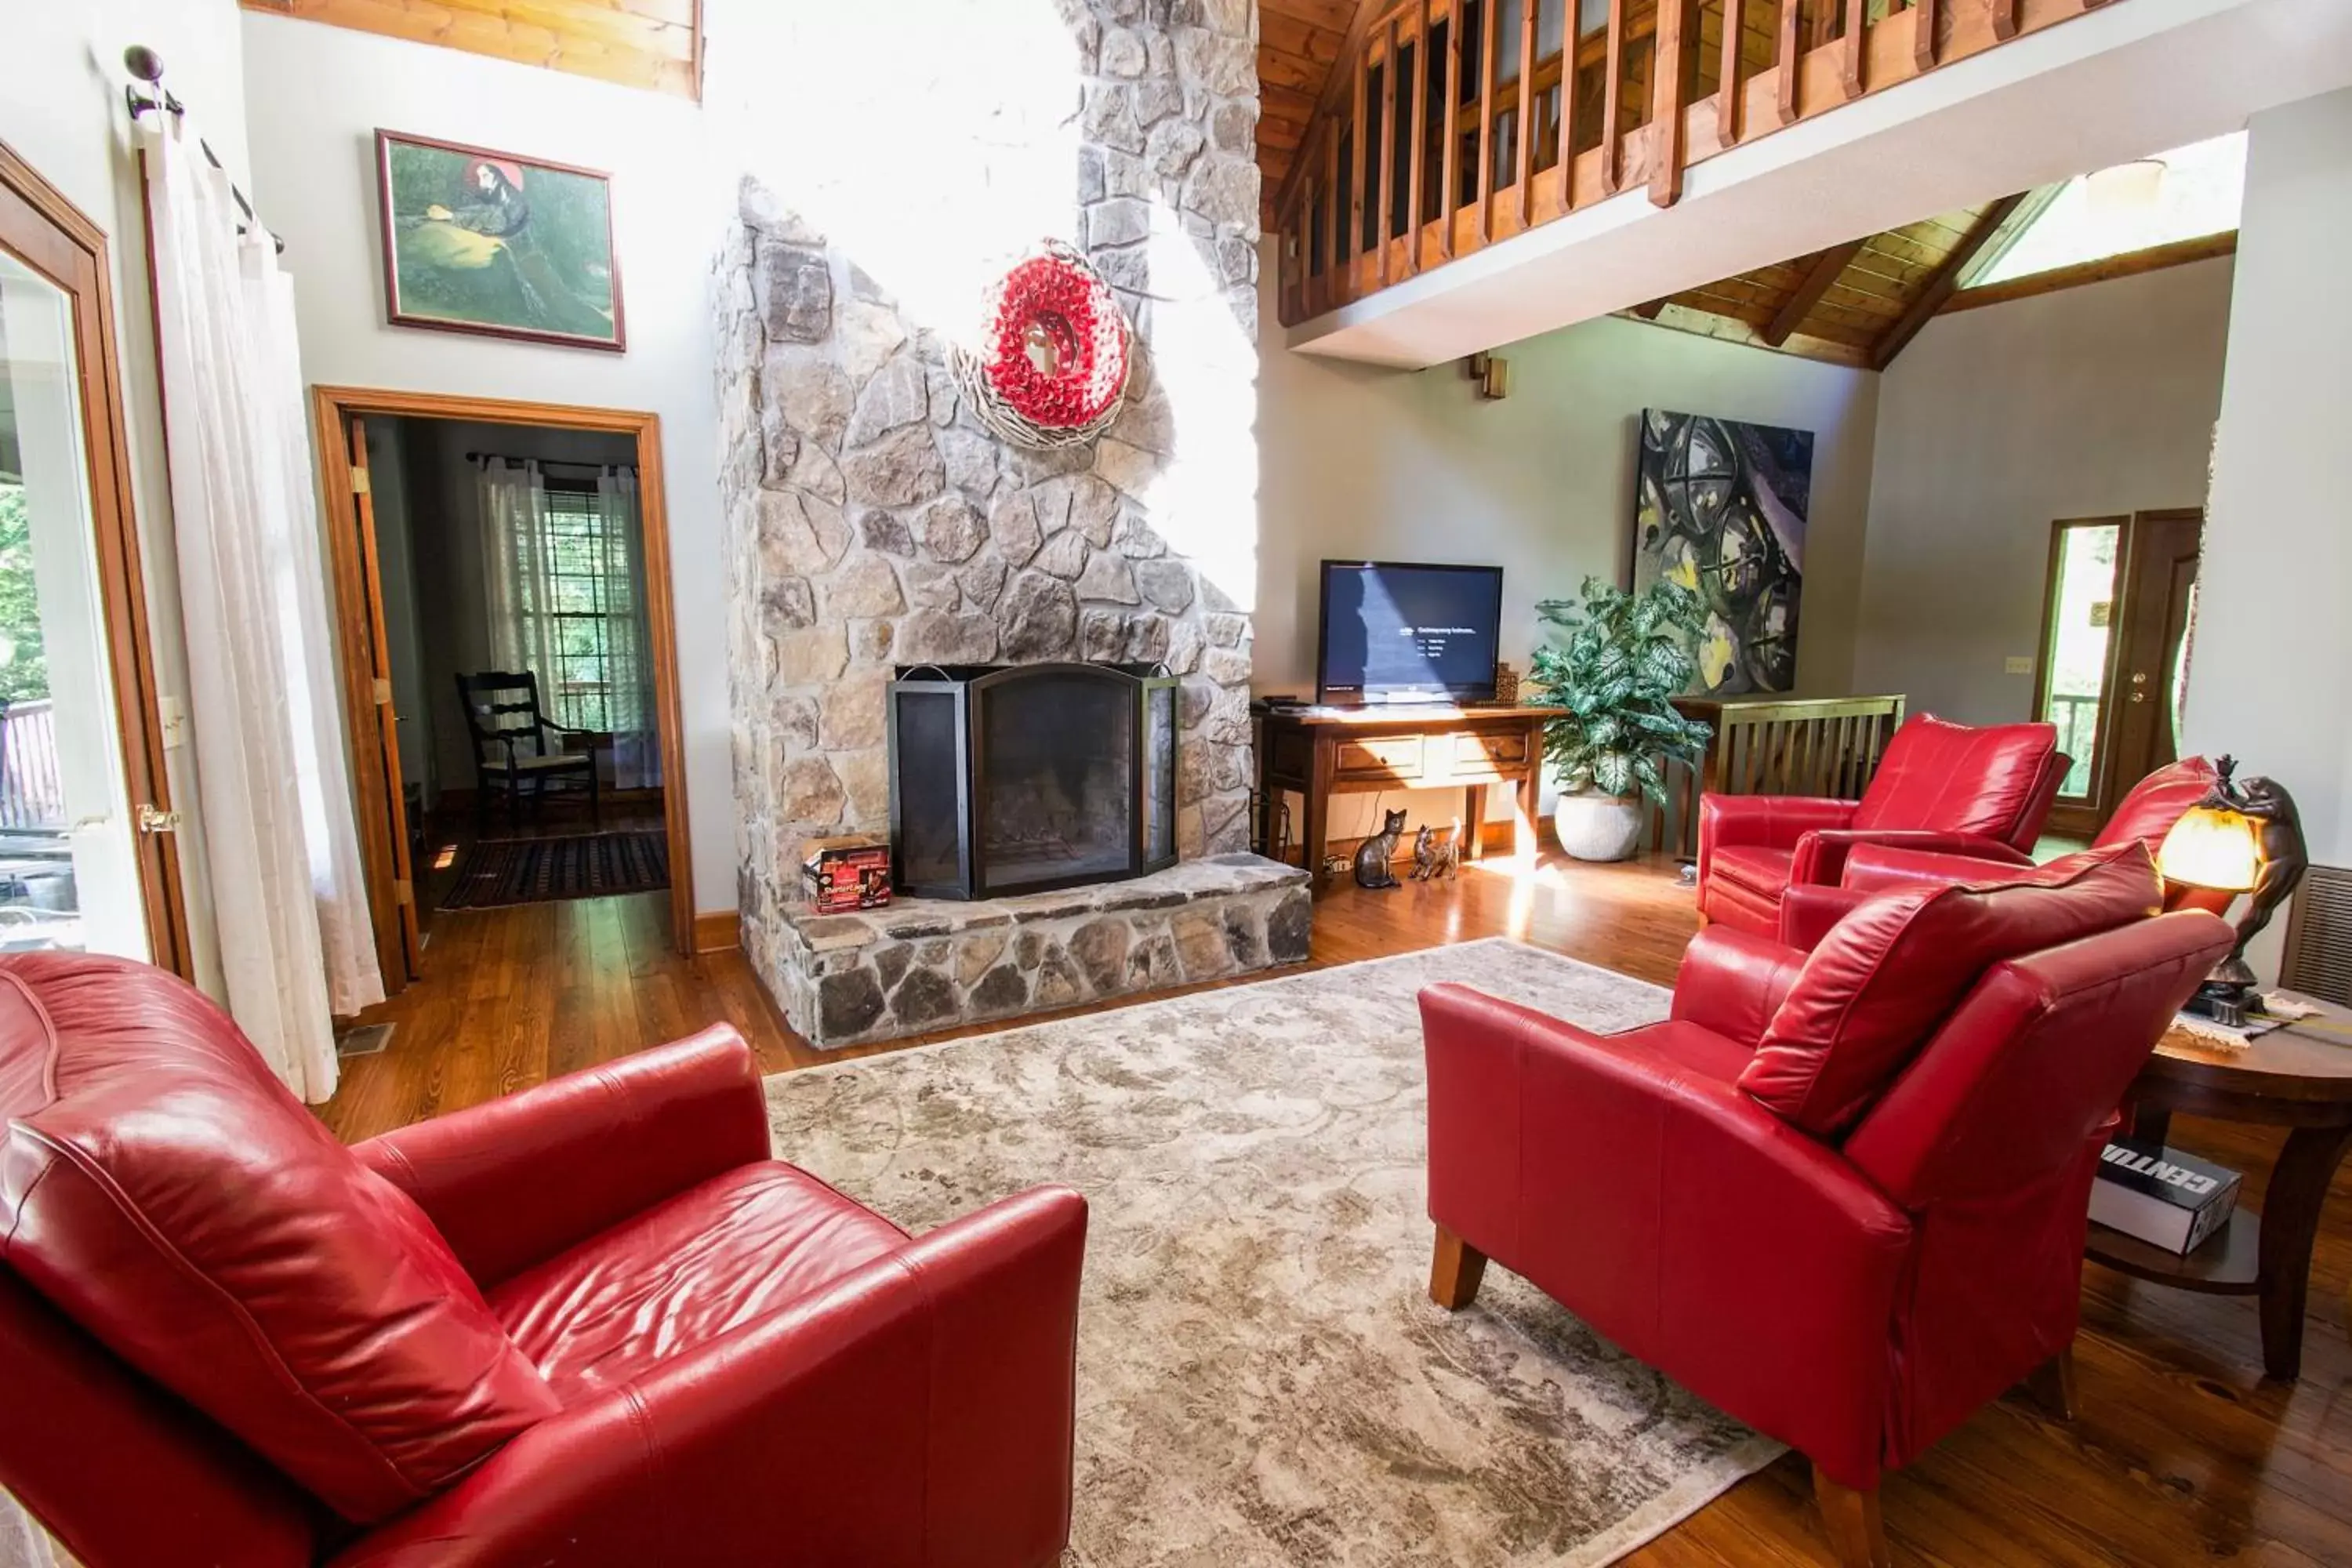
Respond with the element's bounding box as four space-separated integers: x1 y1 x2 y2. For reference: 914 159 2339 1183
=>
1718 0 1748 148
1515 0 1538 222
1602 0 1626 191
1914 0 1940 71
1441 0 1463 254
1479 0 1500 239
1650 0 1696 206
1841 0 1867 98
1377 27 1398 285
1774 0 1800 125
1350 48 1369 274
1408 1 1429 274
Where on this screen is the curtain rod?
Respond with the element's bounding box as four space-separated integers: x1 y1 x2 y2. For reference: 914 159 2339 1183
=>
467 453 637 474
122 45 285 256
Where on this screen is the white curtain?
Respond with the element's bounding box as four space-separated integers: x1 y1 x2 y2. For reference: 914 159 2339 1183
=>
142 112 382 1102
596 468 660 789
476 459 659 791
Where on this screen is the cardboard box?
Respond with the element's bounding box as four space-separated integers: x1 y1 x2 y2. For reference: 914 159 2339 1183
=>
2090 1140 2241 1254
802 834 891 914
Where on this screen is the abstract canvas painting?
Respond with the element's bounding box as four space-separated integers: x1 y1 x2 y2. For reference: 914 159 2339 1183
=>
1630 408 1813 695
376 130 625 351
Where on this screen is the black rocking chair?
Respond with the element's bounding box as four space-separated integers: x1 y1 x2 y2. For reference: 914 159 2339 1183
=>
455 671 600 828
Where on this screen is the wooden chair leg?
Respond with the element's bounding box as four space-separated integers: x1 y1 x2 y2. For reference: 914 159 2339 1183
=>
2020 1346 2078 1423
1428 1225 1487 1310
1812 1465 1890 1568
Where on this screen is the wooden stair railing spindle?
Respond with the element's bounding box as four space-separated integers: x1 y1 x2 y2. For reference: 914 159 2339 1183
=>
1718 0 1748 147
1515 0 1539 223
1602 0 1627 191
1650 0 1696 206
1441 0 1463 256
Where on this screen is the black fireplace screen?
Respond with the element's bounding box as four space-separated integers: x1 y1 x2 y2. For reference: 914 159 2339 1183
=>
887 662 1179 899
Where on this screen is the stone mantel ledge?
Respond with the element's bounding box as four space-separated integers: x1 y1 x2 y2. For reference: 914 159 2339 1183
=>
774 853 1312 1049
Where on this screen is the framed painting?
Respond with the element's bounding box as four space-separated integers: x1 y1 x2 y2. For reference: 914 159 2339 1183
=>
1629 408 1813 695
374 130 626 352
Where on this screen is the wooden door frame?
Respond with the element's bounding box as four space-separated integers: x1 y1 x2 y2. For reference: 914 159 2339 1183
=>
309 386 695 960
0 138 193 975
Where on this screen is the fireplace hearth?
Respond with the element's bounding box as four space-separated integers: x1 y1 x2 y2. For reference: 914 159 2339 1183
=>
888 662 1178 900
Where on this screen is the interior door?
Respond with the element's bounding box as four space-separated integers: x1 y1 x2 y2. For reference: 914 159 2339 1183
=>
0 144 187 969
344 416 421 984
2032 510 2202 839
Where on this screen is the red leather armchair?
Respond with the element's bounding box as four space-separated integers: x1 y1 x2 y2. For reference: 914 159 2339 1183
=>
1422 852 2230 1566
1697 713 2065 936
1780 757 2230 949
0 952 1086 1568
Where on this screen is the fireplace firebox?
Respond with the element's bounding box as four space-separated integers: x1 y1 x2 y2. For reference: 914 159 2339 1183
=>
887 662 1179 900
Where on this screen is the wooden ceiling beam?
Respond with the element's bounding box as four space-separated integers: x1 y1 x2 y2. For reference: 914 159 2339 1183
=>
1868 191 2028 369
1764 238 1867 347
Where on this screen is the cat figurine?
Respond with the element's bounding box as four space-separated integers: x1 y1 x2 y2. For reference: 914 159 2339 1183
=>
1353 808 1409 891
1411 818 1463 882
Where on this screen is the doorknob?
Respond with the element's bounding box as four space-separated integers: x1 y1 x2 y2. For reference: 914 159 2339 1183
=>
2130 671 2148 685
136 804 183 834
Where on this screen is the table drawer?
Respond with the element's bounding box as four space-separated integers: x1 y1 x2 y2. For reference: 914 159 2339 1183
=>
1336 735 1425 781
1456 731 1530 771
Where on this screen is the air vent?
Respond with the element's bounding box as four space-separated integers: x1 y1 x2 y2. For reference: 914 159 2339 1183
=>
2281 865 2352 1006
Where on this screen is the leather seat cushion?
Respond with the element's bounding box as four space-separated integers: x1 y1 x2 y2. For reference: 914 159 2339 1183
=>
1624 1020 1758 1086
1740 843 2162 1138
1849 715 2056 837
1710 846 1794 898
491 1162 909 1404
0 953 558 1525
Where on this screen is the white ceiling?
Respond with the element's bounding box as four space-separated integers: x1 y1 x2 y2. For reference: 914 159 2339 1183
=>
1285 0 2352 368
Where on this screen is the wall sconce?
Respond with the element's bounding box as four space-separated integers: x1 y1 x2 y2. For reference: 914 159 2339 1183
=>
2158 755 2309 1025
1463 352 1509 400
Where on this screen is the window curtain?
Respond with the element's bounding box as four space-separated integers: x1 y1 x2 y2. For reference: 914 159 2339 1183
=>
475 459 659 791
474 457 563 698
140 111 382 1101
595 467 660 789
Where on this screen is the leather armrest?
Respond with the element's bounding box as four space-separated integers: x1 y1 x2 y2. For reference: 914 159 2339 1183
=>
1777 884 1871 950
1840 842 2041 895
329 1187 1087 1568
355 1027 771 1287
1789 829 2036 888
1667 927 1805 1048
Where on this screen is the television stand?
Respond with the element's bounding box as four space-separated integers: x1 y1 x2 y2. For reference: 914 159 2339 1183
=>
1253 702 1566 891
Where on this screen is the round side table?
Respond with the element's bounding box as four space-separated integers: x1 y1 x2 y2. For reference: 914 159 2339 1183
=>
2085 1000 2352 1381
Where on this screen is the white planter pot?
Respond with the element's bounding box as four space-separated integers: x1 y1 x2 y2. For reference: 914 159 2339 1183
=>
1552 789 1645 862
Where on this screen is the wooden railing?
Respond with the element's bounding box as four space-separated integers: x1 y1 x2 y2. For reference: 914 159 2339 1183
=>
0 699 66 831
1648 692 1907 857
1275 0 2108 327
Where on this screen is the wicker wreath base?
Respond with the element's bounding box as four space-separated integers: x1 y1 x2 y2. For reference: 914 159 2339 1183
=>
953 241 1133 451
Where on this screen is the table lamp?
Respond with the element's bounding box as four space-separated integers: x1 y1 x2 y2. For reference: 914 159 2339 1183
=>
2157 755 2308 1025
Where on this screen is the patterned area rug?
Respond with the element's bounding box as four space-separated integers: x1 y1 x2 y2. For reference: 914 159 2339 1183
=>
439 831 668 910
766 938 1781 1566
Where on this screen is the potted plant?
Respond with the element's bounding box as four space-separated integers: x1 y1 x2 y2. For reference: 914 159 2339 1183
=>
1526 575 1715 862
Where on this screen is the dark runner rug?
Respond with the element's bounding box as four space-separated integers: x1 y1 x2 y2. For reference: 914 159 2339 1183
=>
440 831 669 911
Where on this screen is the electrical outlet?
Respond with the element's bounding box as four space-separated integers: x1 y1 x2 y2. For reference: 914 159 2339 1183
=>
2004 656 2034 676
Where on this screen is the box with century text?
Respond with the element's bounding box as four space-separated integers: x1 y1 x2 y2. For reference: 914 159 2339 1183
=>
802 834 892 914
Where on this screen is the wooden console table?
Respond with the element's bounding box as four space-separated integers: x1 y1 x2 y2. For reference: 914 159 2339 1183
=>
1253 704 1564 891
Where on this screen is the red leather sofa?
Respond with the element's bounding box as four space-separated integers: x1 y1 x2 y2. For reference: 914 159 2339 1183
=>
0 952 1087 1568
1778 757 2229 949
1697 713 2065 937
1422 844 2230 1566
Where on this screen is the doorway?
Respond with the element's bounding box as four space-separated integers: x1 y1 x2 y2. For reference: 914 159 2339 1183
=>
310 387 693 989
2032 508 2202 838
0 141 188 970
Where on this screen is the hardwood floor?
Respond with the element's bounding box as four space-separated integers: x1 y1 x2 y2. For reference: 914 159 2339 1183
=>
317 851 2352 1567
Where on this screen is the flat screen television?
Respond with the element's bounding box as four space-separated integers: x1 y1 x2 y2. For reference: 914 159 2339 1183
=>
1316 560 1505 705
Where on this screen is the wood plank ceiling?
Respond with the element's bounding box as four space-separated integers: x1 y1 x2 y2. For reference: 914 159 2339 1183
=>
238 0 702 99
1259 0 1359 220
1631 198 2027 370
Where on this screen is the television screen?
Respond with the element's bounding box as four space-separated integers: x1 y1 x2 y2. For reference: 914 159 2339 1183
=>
1317 561 1504 704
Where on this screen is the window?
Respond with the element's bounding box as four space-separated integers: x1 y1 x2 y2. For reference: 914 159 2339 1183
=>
527 481 637 735
1964 132 2245 291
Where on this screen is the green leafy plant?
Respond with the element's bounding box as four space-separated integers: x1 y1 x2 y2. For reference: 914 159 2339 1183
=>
1526 575 1713 805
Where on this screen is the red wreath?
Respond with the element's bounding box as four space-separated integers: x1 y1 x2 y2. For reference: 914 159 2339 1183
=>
960 242 1131 447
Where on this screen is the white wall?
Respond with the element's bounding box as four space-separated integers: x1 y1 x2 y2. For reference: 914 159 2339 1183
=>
1258 251 1881 836
1854 257 2234 724
2184 85 2352 878
238 13 737 916
3 0 250 993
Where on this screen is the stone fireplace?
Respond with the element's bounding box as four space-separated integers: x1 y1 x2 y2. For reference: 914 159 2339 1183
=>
710 0 1287 1045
